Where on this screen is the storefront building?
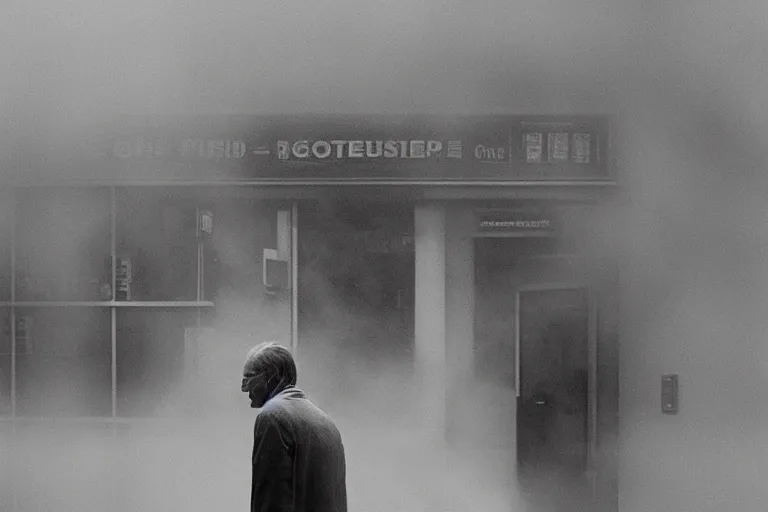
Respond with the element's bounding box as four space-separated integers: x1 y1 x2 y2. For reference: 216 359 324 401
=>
0 114 619 510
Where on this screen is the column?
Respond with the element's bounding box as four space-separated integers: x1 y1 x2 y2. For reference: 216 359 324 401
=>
414 203 447 439
414 202 448 509
445 204 475 447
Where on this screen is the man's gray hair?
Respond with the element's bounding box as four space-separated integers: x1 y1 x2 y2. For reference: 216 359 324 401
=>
243 342 297 396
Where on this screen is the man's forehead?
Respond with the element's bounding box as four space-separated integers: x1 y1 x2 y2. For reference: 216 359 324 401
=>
243 360 260 375
243 357 261 374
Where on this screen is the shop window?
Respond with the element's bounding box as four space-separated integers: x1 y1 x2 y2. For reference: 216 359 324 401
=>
14 307 111 417
15 188 111 302
113 193 292 416
0 309 11 416
115 189 202 302
0 190 11 302
2 185 294 419
116 309 197 417
204 198 287 301
0 192 11 416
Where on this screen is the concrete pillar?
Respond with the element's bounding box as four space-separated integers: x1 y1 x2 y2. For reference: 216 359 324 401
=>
413 202 449 509
414 203 446 439
445 204 475 446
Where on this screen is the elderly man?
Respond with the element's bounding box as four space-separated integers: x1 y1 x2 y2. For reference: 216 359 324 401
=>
241 342 347 512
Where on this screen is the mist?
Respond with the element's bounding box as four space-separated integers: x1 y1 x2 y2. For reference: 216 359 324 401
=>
3 0 768 511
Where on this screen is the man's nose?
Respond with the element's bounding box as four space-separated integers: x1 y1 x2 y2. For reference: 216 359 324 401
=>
241 378 249 392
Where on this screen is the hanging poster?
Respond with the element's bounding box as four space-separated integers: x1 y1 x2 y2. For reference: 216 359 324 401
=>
525 133 543 163
548 132 570 162
572 133 591 164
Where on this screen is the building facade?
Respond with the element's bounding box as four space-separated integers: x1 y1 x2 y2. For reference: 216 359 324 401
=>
0 114 619 511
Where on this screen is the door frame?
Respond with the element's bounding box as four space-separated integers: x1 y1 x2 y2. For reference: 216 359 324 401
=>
514 282 598 480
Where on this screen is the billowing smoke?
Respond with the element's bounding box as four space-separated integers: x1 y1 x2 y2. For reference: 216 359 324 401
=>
3 0 768 511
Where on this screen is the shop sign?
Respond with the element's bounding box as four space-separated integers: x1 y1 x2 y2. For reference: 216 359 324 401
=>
0 115 609 185
521 129 594 165
478 210 556 232
113 137 249 160
112 137 510 163
356 230 414 253
473 143 507 163
275 139 457 160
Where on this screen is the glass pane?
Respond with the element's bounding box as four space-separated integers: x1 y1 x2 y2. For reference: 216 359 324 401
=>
115 188 200 301
15 188 111 302
15 307 111 417
187 196 293 415
204 197 290 303
0 308 11 415
0 190 11 301
116 309 198 417
0 416 11 511
114 190 295 417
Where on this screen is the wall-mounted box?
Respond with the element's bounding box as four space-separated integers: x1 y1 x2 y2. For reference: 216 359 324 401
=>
263 249 289 291
662 374 678 414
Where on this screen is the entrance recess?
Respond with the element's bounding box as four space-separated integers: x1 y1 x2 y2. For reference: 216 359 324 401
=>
515 282 596 511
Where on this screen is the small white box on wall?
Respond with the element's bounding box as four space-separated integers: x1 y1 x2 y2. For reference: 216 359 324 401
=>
276 210 291 261
263 248 289 290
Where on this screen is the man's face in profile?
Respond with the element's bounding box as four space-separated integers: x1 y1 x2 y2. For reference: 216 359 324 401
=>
241 370 269 408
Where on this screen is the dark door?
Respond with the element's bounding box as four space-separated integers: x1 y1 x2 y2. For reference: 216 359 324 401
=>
516 286 592 511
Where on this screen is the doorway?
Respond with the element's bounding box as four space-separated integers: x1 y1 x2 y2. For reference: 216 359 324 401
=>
515 284 595 511
512 284 596 512
475 237 598 511
516 286 591 473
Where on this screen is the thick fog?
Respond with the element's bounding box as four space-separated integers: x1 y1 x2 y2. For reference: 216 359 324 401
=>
2 1 768 511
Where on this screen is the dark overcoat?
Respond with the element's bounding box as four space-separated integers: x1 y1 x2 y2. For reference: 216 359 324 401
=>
251 387 347 512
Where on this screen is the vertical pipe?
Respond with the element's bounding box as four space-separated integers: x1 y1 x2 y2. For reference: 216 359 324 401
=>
109 187 118 511
111 188 116 302
111 307 117 420
196 206 202 302
290 201 299 359
515 293 521 398
10 189 16 418
10 188 17 512
110 188 117 422
196 205 204 337
588 290 599 495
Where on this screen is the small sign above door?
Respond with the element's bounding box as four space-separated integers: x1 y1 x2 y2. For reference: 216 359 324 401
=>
477 209 557 234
